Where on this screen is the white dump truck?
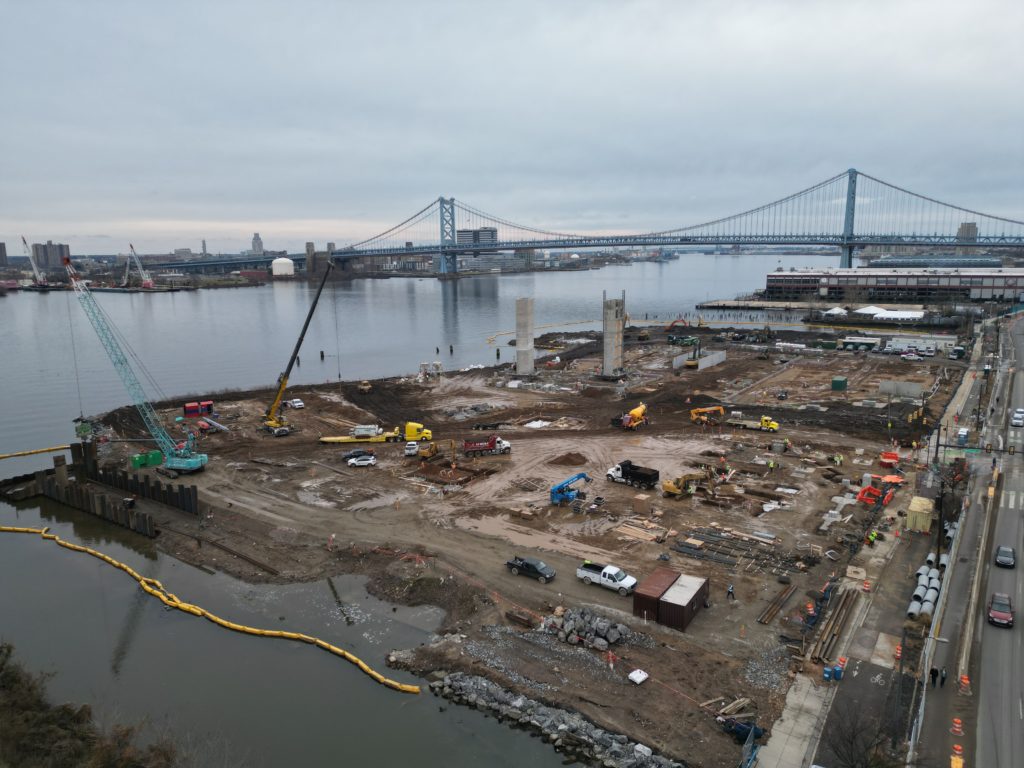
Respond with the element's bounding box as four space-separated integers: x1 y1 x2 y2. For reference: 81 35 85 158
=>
576 561 638 596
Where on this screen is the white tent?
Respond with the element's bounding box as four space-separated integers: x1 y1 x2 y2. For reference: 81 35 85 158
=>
873 310 925 320
823 307 848 316
853 305 886 316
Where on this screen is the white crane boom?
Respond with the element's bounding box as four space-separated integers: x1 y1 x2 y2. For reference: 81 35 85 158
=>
128 244 154 289
21 236 47 286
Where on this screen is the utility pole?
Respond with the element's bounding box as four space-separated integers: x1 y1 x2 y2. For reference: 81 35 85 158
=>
935 480 946 557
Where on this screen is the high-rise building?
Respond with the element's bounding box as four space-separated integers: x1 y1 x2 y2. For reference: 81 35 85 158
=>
956 222 979 256
0 242 7 267
201 239 208 257
31 240 71 269
252 233 264 256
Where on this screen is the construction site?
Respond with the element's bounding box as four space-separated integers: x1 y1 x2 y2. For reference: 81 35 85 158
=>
2 277 981 768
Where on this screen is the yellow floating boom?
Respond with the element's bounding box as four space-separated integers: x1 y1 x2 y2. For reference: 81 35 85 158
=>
0 525 420 695
0 445 71 461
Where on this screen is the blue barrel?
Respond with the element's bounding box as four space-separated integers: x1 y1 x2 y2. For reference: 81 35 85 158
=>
833 664 843 681
823 667 832 681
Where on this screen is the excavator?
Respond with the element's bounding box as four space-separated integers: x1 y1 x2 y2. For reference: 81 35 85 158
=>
550 473 593 505
263 262 334 435
611 402 648 430
690 405 725 425
661 471 705 498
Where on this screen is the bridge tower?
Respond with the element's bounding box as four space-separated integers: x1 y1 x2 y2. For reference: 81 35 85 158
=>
438 197 457 274
840 168 858 269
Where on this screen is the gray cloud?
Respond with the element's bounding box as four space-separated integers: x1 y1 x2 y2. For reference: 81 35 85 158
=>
1 0 1021 254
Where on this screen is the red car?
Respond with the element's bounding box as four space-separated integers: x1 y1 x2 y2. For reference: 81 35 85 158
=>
988 593 1015 627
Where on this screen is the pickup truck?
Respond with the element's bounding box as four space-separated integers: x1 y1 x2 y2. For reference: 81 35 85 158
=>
463 435 511 456
506 555 555 584
576 561 637 595
606 460 660 490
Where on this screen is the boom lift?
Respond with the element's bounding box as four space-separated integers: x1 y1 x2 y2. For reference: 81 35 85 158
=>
550 473 593 506
263 262 334 435
63 256 207 473
21 236 49 290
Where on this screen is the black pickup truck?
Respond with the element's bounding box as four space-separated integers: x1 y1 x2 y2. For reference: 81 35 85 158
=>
506 555 556 584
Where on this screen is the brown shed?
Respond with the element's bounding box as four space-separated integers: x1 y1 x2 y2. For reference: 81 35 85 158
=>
657 574 709 632
632 567 681 621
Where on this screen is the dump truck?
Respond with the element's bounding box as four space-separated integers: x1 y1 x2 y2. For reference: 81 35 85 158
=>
319 421 432 445
726 414 779 432
662 471 705 498
576 562 637 596
606 460 660 489
612 402 648 430
463 435 511 456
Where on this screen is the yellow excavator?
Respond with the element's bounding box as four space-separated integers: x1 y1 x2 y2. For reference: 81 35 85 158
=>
661 471 705 498
263 263 334 436
690 405 725 425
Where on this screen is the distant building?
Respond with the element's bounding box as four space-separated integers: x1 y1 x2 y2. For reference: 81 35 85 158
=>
956 221 979 256
201 239 208 257
173 248 194 259
31 240 70 269
763 267 1024 303
252 233 264 256
0 242 7 267
456 227 498 247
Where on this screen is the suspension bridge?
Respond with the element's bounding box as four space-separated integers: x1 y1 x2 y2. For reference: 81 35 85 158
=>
331 169 1024 274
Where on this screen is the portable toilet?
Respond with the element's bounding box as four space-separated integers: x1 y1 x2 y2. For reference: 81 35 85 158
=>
831 376 848 392
200 400 214 415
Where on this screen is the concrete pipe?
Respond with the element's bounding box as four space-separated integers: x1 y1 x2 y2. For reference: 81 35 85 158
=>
917 575 930 590
916 565 930 579
924 587 939 605
928 568 940 581
926 551 937 566
939 553 950 570
912 585 927 602
907 600 922 619
928 577 942 592
920 600 935 618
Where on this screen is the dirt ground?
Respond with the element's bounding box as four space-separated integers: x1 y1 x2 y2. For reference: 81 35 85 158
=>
94 325 964 768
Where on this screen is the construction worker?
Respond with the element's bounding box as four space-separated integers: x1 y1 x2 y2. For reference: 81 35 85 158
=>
838 454 844 466
727 584 735 600
768 459 775 473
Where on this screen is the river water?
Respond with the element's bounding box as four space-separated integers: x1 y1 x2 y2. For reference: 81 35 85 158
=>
0 253 836 765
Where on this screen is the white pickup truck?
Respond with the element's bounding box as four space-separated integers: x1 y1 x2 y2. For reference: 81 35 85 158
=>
576 561 637 596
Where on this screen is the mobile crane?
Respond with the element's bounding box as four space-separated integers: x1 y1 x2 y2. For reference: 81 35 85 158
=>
21 236 49 291
263 262 334 435
63 256 207 473
121 244 154 289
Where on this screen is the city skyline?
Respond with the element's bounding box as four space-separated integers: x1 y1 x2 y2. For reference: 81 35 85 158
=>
1 0 1021 254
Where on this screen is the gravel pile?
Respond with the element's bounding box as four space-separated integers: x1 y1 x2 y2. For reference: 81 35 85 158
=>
741 641 790 692
430 672 687 768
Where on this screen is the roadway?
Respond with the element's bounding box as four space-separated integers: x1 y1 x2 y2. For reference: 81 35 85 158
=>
976 316 1024 767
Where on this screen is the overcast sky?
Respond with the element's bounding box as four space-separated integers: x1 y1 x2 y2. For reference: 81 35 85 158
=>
1 0 1021 255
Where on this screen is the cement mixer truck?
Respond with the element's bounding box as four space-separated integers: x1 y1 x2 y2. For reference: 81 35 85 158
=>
611 402 649 430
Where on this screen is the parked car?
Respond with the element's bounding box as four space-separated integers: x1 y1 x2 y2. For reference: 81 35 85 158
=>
506 555 556 584
995 545 1017 568
901 353 923 361
1012 414 1024 428
342 448 375 461
284 398 305 409
776 390 788 400
347 455 377 468
403 441 420 457
988 592 1014 627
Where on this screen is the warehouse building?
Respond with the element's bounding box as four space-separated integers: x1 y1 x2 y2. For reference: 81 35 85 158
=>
764 268 1024 303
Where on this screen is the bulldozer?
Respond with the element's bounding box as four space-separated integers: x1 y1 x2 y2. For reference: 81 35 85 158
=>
690 405 725 425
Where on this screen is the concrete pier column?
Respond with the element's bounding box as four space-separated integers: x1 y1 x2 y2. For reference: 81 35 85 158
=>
515 297 535 375
52 454 68 486
602 290 625 377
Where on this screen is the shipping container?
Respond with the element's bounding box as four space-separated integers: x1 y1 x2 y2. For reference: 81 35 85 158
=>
632 567 681 620
183 402 201 418
199 400 214 414
657 574 709 632
831 376 848 391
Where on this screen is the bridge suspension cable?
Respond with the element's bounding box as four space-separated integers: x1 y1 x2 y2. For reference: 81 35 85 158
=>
345 198 441 250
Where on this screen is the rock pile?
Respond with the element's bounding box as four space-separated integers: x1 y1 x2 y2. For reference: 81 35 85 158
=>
430 672 685 768
541 607 643 651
